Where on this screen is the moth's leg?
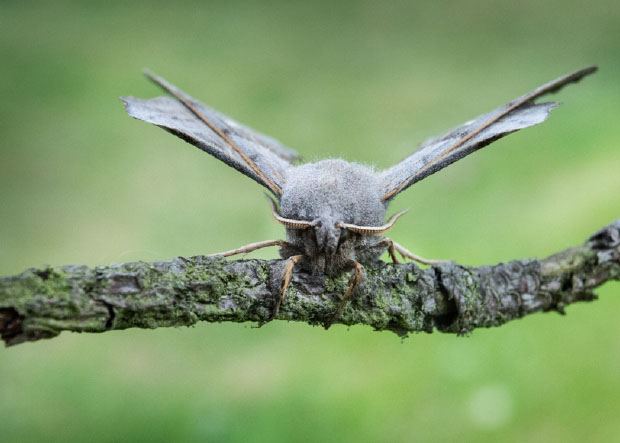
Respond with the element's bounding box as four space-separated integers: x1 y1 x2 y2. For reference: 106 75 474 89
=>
375 238 400 263
209 239 293 257
270 254 304 321
387 238 451 265
324 260 364 330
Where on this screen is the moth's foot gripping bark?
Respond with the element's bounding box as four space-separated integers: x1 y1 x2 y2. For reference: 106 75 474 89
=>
270 255 304 321
324 260 364 330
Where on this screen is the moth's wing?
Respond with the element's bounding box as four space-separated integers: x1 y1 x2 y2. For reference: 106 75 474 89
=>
121 71 301 196
379 66 598 201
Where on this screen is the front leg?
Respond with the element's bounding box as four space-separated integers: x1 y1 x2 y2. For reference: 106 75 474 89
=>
208 239 293 257
270 254 304 320
209 239 304 323
324 260 364 330
375 237 400 263
383 238 451 266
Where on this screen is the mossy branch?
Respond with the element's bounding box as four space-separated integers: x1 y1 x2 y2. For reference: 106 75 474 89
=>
1 219 619 347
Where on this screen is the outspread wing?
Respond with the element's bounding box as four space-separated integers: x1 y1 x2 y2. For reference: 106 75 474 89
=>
121 70 301 196
379 66 598 201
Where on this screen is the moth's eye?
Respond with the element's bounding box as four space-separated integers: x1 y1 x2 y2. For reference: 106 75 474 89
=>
315 220 323 228
336 209 410 235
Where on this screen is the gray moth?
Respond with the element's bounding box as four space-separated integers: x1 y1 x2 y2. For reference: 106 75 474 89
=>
121 66 597 328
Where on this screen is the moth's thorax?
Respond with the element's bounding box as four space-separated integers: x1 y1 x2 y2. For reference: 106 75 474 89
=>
279 159 386 224
278 159 388 274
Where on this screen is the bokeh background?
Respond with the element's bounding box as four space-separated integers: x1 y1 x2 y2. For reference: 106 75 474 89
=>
1 1 619 442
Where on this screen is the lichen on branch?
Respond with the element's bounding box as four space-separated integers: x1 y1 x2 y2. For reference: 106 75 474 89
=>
1 219 619 347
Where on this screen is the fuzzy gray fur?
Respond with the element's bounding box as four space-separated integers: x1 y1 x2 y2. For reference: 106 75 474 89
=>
279 159 388 274
122 67 597 276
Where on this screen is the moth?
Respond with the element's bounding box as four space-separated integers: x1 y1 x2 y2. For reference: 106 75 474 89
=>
122 66 597 328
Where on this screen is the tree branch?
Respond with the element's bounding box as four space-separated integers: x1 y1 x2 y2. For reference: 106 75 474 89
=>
1 219 619 347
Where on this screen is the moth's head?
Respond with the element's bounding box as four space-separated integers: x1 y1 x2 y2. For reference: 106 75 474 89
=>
268 159 407 255
268 196 408 255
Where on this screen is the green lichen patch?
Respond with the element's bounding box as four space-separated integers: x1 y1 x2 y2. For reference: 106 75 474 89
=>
2 217 618 346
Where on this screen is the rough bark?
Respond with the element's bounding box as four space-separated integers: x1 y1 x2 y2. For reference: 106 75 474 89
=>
1 219 618 347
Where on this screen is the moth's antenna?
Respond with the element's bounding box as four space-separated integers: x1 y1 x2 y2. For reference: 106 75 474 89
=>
336 209 409 234
265 194 319 229
142 69 282 196
382 66 598 200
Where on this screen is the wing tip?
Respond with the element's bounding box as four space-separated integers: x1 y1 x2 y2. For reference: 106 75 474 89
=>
141 68 179 97
119 95 138 113
546 101 561 111
536 65 598 102
119 96 155 120
142 67 158 83
119 96 133 116
570 65 599 83
581 65 598 76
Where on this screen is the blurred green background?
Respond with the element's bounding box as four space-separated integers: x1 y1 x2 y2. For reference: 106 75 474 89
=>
1 0 619 441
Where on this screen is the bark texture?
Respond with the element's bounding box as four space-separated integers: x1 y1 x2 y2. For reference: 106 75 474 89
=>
1 219 619 347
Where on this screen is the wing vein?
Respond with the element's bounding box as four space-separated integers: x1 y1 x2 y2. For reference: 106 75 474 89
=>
143 70 282 196
381 66 598 201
